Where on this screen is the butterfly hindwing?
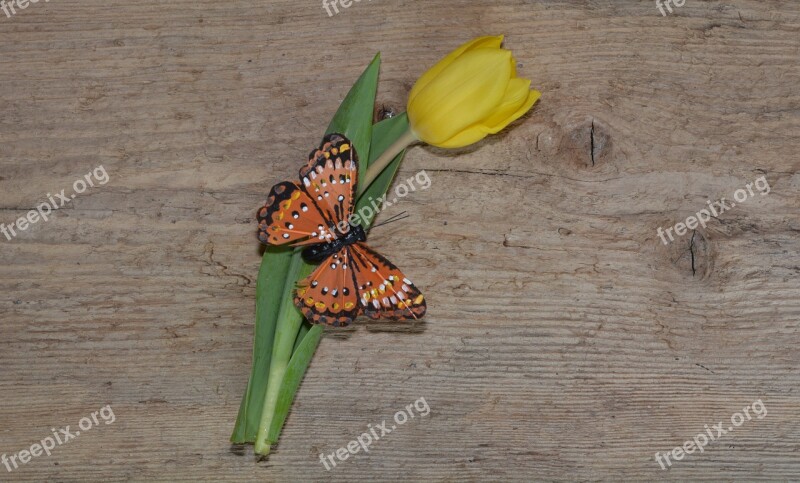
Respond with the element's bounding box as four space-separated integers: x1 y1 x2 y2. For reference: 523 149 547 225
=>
299 133 358 228
350 242 427 320
294 247 360 326
257 181 334 246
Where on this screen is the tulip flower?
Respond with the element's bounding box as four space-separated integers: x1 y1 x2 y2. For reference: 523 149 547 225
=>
361 36 540 191
236 41 541 458
408 35 540 148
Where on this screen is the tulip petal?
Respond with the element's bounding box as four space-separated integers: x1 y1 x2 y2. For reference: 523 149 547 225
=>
437 87 540 148
436 125 490 149
409 49 513 145
481 78 536 133
491 88 541 133
408 35 504 106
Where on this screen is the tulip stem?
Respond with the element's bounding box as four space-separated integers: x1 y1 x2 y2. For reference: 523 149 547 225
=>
360 128 418 196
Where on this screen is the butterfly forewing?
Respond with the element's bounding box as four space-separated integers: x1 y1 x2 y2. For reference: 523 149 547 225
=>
299 133 358 229
257 133 358 247
295 247 360 326
257 181 333 246
349 242 427 320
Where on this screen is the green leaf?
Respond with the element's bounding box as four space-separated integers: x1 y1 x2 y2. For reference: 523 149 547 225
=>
267 324 324 442
293 321 312 354
252 53 384 454
231 246 294 443
328 53 381 181
254 253 315 454
356 113 410 228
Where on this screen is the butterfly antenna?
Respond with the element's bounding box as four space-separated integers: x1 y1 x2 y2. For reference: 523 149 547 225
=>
372 211 410 228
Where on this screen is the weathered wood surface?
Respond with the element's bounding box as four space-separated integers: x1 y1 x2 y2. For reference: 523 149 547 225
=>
1 0 799 480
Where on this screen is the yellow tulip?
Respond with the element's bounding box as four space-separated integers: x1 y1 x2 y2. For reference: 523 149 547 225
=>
407 35 541 148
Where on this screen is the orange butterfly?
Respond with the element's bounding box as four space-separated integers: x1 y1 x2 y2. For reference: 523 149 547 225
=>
257 133 426 327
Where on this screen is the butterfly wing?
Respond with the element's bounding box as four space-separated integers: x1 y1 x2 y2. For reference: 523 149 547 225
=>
257 181 334 246
350 242 427 321
295 247 360 326
299 133 358 227
257 133 358 246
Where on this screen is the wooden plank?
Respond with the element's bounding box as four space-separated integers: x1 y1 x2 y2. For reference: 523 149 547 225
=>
1 0 798 480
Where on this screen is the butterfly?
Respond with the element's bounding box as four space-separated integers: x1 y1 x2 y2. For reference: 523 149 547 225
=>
256 133 426 327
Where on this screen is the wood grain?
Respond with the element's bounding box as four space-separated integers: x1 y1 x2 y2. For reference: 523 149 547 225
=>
1 0 799 480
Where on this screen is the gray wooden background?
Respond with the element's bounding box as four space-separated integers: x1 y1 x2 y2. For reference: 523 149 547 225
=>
1 0 798 480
